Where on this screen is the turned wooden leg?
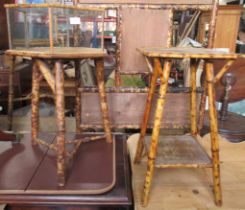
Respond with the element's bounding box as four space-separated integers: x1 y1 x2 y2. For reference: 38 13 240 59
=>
134 58 160 164
75 60 81 133
7 56 15 131
205 61 222 206
190 59 197 135
142 59 172 207
95 58 112 143
55 60 66 187
31 61 40 144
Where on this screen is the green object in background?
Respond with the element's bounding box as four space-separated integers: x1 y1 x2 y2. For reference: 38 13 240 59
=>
106 73 146 87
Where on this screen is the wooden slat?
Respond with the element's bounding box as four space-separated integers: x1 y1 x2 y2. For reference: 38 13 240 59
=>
80 92 191 129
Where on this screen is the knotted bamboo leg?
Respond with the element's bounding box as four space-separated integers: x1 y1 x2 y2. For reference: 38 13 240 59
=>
198 75 207 133
190 59 197 135
206 61 222 206
7 56 15 131
95 58 112 143
75 60 81 133
134 58 160 164
31 61 40 145
55 61 66 187
142 59 172 207
115 9 122 87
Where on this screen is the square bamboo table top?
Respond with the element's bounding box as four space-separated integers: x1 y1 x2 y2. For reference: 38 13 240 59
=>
5 47 106 59
138 47 240 59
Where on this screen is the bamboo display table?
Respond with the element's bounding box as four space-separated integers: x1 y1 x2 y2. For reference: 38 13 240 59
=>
134 47 239 207
5 47 113 188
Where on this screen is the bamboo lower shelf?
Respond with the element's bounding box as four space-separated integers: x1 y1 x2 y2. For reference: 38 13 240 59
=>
145 135 212 168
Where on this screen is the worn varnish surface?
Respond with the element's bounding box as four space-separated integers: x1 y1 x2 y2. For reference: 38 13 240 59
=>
6 48 106 59
138 47 239 59
80 92 191 129
145 135 212 168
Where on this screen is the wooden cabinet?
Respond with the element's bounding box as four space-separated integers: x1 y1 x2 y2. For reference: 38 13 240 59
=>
197 5 242 52
0 0 15 50
0 67 21 113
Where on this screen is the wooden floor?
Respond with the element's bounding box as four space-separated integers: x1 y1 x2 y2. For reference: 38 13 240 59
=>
128 133 245 210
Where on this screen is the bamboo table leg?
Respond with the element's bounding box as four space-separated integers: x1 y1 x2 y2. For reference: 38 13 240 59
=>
134 58 160 164
206 61 222 206
75 60 81 133
190 59 197 135
142 59 172 207
31 61 40 145
7 56 15 131
95 58 112 143
198 69 207 133
55 60 66 187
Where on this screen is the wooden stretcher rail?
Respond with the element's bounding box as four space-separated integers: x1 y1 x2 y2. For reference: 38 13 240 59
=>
80 124 191 129
79 86 204 93
78 4 212 11
79 0 213 3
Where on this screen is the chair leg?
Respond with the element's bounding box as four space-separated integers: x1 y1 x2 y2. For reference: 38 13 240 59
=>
134 58 160 164
31 61 40 145
142 59 172 207
75 60 81 133
190 59 197 136
198 72 207 133
205 61 222 206
7 56 15 131
55 61 66 187
95 58 112 143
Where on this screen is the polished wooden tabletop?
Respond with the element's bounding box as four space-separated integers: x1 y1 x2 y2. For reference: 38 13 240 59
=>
6 47 106 59
138 47 240 59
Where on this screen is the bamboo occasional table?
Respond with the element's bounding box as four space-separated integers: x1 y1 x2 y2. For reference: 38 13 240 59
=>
5 47 113 187
134 47 239 207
